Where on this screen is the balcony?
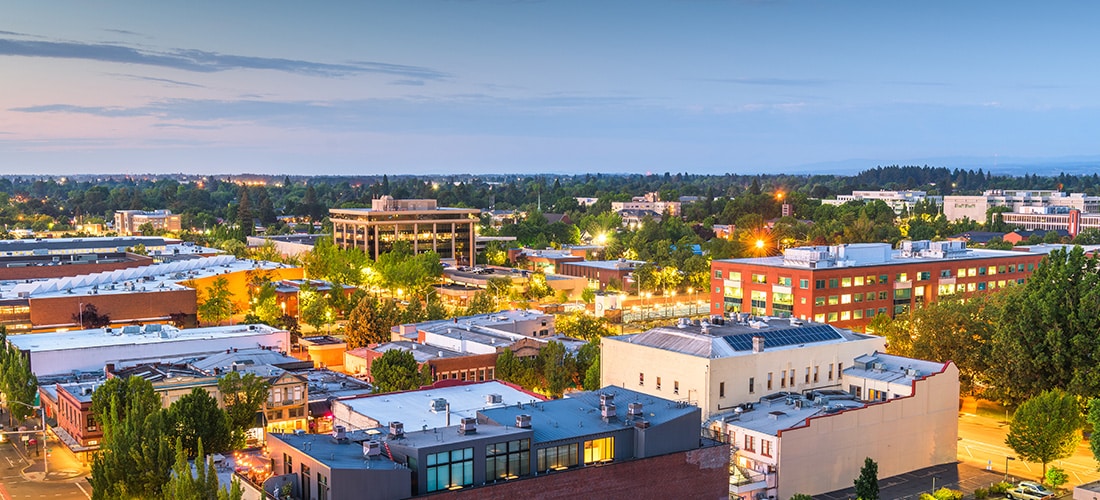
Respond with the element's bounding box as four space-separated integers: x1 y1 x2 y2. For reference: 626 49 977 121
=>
730 464 768 495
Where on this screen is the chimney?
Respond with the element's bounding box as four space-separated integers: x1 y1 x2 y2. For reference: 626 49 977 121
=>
752 335 765 353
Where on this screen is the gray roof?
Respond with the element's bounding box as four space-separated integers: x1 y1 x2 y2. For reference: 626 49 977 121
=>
0 236 165 254
334 381 538 431
715 395 865 436
479 386 698 444
609 319 873 359
270 430 406 471
845 352 947 384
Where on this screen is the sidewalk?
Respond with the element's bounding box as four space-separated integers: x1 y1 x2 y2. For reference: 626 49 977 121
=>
13 430 89 483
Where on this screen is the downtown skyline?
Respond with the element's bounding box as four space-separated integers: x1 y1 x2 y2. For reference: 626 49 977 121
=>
2 1 1100 176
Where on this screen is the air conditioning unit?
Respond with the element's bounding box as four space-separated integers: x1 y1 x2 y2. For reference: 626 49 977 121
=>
459 417 477 435
627 402 643 417
363 440 382 457
389 421 404 438
486 394 503 405
430 398 448 413
516 414 532 428
599 393 615 407
601 403 617 419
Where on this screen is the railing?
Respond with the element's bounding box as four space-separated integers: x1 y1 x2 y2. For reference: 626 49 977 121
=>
730 464 766 487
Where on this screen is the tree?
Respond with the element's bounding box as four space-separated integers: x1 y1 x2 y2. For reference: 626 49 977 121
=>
345 296 402 348
298 282 332 332
165 436 245 500
1089 398 1100 467
464 291 498 316
73 303 112 329
580 287 596 304
196 277 237 326
1 339 38 426
789 495 814 500
554 312 614 342
583 355 600 391
218 371 271 447
853 457 879 500
370 349 430 393
169 388 232 458
1045 466 1068 489
91 377 174 499
1005 389 1083 479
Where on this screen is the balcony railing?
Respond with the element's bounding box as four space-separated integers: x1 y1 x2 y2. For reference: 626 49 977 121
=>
730 464 768 494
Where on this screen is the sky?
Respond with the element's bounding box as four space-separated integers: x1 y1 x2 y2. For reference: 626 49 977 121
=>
2 1 1100 176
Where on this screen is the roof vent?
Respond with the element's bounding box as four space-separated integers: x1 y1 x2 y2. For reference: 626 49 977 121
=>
599 393 615 407
459 417 477 435
768 411 785 420
516 414 532 428
627 402 643 417
430 398 448 413
389 421 404 438
486 393 502 405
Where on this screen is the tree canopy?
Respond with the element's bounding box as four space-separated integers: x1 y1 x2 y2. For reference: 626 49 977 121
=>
370 349 431 393
1005 389 1083 479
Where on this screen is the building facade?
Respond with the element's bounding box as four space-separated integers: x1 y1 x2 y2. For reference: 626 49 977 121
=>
822 190 941 215
710 240 1044 331
330 196 479 264
114 210 183 235
943 190 1100 222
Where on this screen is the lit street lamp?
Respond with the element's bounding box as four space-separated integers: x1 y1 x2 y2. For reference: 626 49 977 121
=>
1005 456 1015 482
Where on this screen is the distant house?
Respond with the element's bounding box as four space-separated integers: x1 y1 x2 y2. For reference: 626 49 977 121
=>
1003 229 1070 244
542 213 572 225
948 231 1006 244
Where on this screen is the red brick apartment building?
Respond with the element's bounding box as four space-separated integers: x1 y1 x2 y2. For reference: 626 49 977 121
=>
711 240 1044 331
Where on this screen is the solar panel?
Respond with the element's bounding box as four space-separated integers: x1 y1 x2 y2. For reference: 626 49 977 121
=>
722 325 842 351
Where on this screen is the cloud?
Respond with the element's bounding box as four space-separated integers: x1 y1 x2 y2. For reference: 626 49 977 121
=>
693 77 833 86
390 79 426 86
10 104 150 117
883 80 951 87
103 28 146 37
108 73 205 88
0 35 451 79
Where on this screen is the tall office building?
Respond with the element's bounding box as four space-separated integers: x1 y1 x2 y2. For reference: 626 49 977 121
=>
330 196 480 264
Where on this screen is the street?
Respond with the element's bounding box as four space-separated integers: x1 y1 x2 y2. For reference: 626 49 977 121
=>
957 410 1100 488
0 438 91 500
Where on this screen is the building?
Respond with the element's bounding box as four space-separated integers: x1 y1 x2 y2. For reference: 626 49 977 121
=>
297 335 347 370
330 196 480 264
330 380 539 432
611 192 682 218
48 381 102 460
600 317 886 420
999 208 1100 237
709 353 959 499
264 385 727 500
1002 229 1070 244
246 234 324 258
821 190 941 215
114 210 183 235
394 309 556 345
556 259 645 291
710 240 1044 331
0 236 168 257
7 323 290 377
943 190 1100 222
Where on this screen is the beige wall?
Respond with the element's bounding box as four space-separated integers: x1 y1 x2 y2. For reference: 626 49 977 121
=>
774 363 959 498
601 334 886 419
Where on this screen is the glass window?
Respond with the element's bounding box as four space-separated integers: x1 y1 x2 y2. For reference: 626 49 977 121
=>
978 266 987 275
778 276 792 287
828 278 838 288
750 290 768 316
762 439 772 457
828 295 839 305
719 382 725 398
967 268 977 277
940 269 952 278
487 439 530 481
799 279 809 289
895 273 907 282
744 435 755 452
840 310 851 321
853 276 864 286
879 274 888 284
426 448 474 492
583 437 614 464
730 272 742 281
815 279 826 289
780 370 787 388
813 313 825 322
841 294 851 304
827 312 838 322
714 270 723 279
841 277 852 287
917 271 931 281
865 275 876 285
853 309 863 319
536 443 579 472
767 372 773 390
751 274 767 284
853 293 862 303
1008 265 1016 273
814 296 825 306
748 377 755 393
866 308 875 319
866 292 876 301
878 291 888 300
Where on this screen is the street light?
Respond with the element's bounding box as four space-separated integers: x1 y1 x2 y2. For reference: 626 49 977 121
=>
1005 456 1015 482
6 400 48 475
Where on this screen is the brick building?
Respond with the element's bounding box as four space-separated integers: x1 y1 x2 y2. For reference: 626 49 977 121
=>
556 259 645 291
710 240 1044 331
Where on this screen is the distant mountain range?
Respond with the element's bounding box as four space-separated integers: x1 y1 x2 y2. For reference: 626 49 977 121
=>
783 155 1100 176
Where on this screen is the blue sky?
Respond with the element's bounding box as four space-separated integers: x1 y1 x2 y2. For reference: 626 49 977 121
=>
1 1 1098 176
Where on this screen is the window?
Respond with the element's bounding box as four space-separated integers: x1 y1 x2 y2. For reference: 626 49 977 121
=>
895 273 908 282
815 279 826 290
674 381 679 395
750 290 768 316
748 377 755 394
878 291 888 300
989 266 998 275
780 370 787 388
879 274 888 284
918 271 931 281
827 312 838 322
854 276 864 286
828 278 838 288
853 309 863 319
814 313 825 322
813 366 819 383
584 437 614 464
789 370 794 386
426 448 474 492
841 294 851 304
751 273 767 284
1008 264 1016 273
1028 263 1035 272
840 310 851 321
714 270 723 279
967 267 977 277
639 373 644 386
317 473 329 500
940 269 952 278
828 363 834 381
799 279 809 289
866 292 876 301
814 297 825 306
730 272 742 281
978 266 987 275
537 443 578 472
301 464 312 500
828 295 839 305
762 439 773 457
853 293 862 303
767 372 773 390
957 268 966 278
804 367 810 384
778 276 792 287
841 277 852 287
719 382 725 398
866 275 876 285
744 435 755 452
656 377 662 390
838 362 843 379
487 439 530 481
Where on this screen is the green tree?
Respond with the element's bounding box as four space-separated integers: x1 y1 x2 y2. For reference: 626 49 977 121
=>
464 291 498 316
1045 466 1068 489
1006 389 1083 479
298 282 332 332
345 296 402 348
1 331 38 426
218 371 271 447
370 349 430 393
580 287 596 304
169 388 232 458
73 303 112 329
583 355 601 391
164 436 245 500
554 312 614 342
1088 398 1100 467
854 457 879 500
196 277 237 326
91 377 174 499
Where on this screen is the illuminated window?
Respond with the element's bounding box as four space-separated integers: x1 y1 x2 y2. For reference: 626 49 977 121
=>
827 312 838 322
426 448 473 492
840 311 851 321
841 277 852 287
486 439 530 481
536 443 578 472
828 295 839 305
853 309 863 319
751 274 767 284
841 294 851 304
778 276 792 286
814 313 825 322
583 437 614 464
967 268 977 277
853 276 864 286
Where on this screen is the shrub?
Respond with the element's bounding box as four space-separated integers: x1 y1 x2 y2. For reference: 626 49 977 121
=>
988 482 1013 494
973 487 988 499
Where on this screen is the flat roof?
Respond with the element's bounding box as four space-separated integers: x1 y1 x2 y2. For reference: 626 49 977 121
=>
845 352 947 384
303 369 372 401
561 259 644 271
0 236 165 253
717 395 865 436
186 348 305 374
395 421 531 448
270 430 406 471
335 381 540 431
607 318 875 359
349 342 464 363
57 381 103 403
7 324 284 353
716 246 1034 270
0 255 294 299
480 386 699 443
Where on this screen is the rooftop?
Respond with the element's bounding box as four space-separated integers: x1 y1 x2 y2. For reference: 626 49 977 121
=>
562 259 645 271
0 236 165 254
715 392 866 436
7 323 284 353
717 240 1030 270
334 381 541 431
608 317 874 359
302 369 372 401
394 421 531 448
480 386 699 443
270 430 407 471
845 352 947 385
348 342 464 363
186 347 307 374
57 380 104 403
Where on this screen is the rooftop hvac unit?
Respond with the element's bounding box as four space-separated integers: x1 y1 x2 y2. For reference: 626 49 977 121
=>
332 425 348 444
906 368 921 377
430 398 448 413
486 393 503 405
516 414 532 428
627 402 644 417
794 399 804 410
363 440 382 457
459 417 477 435
872 362 886 372
389 421 404 438
599 393 615 407
600 403 617 419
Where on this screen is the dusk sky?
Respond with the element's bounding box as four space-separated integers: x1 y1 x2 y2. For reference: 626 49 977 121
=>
2 1 1098 176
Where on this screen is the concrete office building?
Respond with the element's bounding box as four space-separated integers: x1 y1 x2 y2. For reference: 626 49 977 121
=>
114 210 183 235
600 317 886 420
710 240 1043 331
821 190 941 215
330 196 480 264
943 190 1100 222
711 353 959 499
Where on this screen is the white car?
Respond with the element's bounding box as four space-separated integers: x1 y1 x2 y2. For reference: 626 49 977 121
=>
1006 481 1054 500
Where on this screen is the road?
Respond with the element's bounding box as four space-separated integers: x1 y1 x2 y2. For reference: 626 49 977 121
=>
0 440 91 500
957 411 1100 488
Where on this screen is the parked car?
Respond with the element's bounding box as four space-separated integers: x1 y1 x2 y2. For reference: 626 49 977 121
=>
1006 481 1054 500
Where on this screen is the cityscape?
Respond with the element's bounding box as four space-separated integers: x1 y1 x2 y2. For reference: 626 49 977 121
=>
4 3 1100 500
